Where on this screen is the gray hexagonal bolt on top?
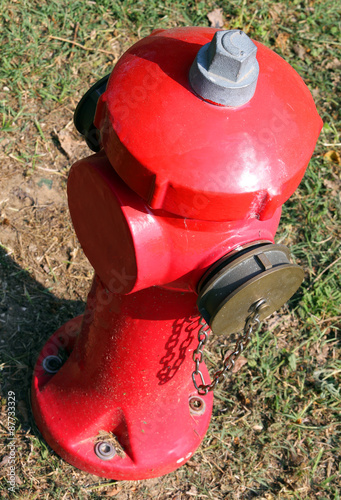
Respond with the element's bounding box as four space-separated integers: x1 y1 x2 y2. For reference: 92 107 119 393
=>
189 30 259 107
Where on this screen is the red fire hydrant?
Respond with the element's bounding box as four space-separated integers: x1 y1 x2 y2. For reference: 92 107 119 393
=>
31 27 322 480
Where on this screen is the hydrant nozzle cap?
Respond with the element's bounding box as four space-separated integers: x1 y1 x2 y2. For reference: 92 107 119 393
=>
189 30 259 106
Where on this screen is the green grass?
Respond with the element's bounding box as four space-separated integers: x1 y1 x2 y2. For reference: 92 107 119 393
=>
0 0 340 498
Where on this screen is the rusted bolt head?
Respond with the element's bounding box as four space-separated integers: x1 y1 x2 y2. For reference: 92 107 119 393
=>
189 396 206 416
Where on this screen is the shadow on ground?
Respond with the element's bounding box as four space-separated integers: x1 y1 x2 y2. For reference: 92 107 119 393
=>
0 245 85 428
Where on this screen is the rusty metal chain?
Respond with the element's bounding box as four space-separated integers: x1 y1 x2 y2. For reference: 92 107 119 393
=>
192 299 266 395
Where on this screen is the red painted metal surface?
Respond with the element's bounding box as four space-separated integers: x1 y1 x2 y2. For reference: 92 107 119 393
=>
31 26 322 480
67 151 282 294
94 27 322 221
32 278 213 479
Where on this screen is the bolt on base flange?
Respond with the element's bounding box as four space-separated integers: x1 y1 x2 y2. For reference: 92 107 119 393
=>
95 442 116 461
189 396 206 416
42 355 63 374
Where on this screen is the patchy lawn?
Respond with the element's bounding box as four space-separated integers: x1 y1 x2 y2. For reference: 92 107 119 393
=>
0 1 340 498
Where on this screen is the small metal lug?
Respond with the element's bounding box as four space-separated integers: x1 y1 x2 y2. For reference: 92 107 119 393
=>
94 441 116 461
42 355 63 374
189 396 206 416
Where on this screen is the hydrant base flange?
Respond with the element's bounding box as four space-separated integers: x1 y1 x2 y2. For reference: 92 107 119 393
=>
31 282 214 480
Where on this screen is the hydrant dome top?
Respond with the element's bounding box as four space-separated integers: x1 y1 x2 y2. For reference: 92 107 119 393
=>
94 27 322 221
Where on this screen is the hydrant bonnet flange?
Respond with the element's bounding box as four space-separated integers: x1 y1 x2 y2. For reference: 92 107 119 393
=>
94 27 322 221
